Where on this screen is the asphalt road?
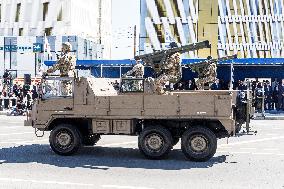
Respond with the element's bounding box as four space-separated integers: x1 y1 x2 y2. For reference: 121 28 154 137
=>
0 115 283 189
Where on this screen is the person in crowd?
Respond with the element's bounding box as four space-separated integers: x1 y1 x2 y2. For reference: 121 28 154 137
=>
113 80 120 91
175 82 184 90
210 78 221 90
237 80 247 91
278 79 284 111
255 82 264 113
264 80 273 110
187 80 195 90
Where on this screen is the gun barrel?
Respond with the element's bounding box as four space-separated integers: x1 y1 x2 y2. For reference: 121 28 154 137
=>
134 40 211 61
185 54 237 67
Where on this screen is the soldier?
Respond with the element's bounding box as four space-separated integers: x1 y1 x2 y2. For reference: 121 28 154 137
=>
43 42 76 96
44 42 76 77
193 56 217 90
122 60 144 78
153 42 182 94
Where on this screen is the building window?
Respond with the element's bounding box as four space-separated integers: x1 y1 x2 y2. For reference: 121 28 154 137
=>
45 27 52 36
43 2 49 21
57 6 63 21
19 28 23 36
15 3 21 22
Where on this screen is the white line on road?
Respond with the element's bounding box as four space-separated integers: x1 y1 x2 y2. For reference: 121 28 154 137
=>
217 151 284 156
100 141 137 147
0 139 48 145
252 152 274 155
102 185 155 189
218 136 284 147
239 148 257 150
0 177 94 187
0 126 25 129
263 148 278 151
0 132 33 136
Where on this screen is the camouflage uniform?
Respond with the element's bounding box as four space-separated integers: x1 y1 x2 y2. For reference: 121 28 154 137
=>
45 42 76 77
123 61 144 78
194 63 217 90
44 42 76 96
153 52 181 94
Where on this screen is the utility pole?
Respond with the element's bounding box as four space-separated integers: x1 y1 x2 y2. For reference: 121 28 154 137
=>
134 25 137 57
9 39 12 69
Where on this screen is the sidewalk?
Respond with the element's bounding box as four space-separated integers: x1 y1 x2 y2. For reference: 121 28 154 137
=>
254 110 284 120
0 110 9 115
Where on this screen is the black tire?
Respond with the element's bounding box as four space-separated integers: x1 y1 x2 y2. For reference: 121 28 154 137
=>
181 126 217 162
172 137 180 146
49 123 82 156
138 126 173 160
82 134 101 146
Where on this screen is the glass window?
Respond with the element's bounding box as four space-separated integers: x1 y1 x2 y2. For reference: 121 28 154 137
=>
15 3 21 22
43 2 49 21
42 78 73 99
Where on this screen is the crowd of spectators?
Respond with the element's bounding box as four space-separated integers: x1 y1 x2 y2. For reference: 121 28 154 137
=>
172 78 284 113
0 70 39 116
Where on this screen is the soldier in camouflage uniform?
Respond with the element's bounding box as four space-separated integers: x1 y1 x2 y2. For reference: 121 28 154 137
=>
190 56 217 90
44 42 76 96
45 42 76 77
153 42 182 94
122 60 144 78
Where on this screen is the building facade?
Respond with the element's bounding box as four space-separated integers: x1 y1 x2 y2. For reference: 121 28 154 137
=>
139 0 284 59
0 0 112 58
0 35 103 77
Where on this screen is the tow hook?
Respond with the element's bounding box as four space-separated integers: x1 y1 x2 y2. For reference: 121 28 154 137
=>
35 128 45 137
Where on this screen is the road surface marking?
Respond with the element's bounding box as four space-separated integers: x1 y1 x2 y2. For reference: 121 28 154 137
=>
102 185 155 189
263 148 278 151
218 146 232 149
0 177 94 187
100 141 137 147
0 126 24 129
266 134 279 136
252 152 273 155
217 151 284 156
0 132 33 136
218 136 284 147
0 139 48 145
239 147 256 150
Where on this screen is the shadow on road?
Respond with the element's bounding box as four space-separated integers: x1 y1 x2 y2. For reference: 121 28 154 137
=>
0 144 227 170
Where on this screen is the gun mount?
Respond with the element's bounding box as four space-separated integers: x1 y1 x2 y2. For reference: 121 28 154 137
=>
186 54 237 90
134 40 211 74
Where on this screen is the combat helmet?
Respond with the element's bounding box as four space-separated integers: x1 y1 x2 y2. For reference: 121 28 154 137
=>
62 42 72 52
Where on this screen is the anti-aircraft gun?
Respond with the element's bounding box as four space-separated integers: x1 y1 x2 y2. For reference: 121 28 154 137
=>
134 40 211 75
130 41 211 94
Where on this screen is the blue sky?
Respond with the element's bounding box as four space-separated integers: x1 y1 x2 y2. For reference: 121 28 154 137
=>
111 0 140 59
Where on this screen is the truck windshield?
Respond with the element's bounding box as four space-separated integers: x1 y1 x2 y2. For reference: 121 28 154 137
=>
42 78 73 99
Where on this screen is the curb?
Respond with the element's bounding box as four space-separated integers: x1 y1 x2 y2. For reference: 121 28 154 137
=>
254 116 284 120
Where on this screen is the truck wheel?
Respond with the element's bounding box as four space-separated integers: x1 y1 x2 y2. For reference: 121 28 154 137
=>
82 134 101 146
49 124 82 156
138 126 173 160
181 126 217 162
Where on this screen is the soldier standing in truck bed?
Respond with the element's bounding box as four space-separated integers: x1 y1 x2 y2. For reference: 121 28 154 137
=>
154 42 182 94
44 42 76 96
45 42 76 77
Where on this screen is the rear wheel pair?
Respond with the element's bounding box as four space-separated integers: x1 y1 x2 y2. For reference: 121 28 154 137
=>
138 126 217 161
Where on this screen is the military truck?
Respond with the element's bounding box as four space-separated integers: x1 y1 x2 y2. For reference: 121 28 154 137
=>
25 40 252 162
24 75 252 162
